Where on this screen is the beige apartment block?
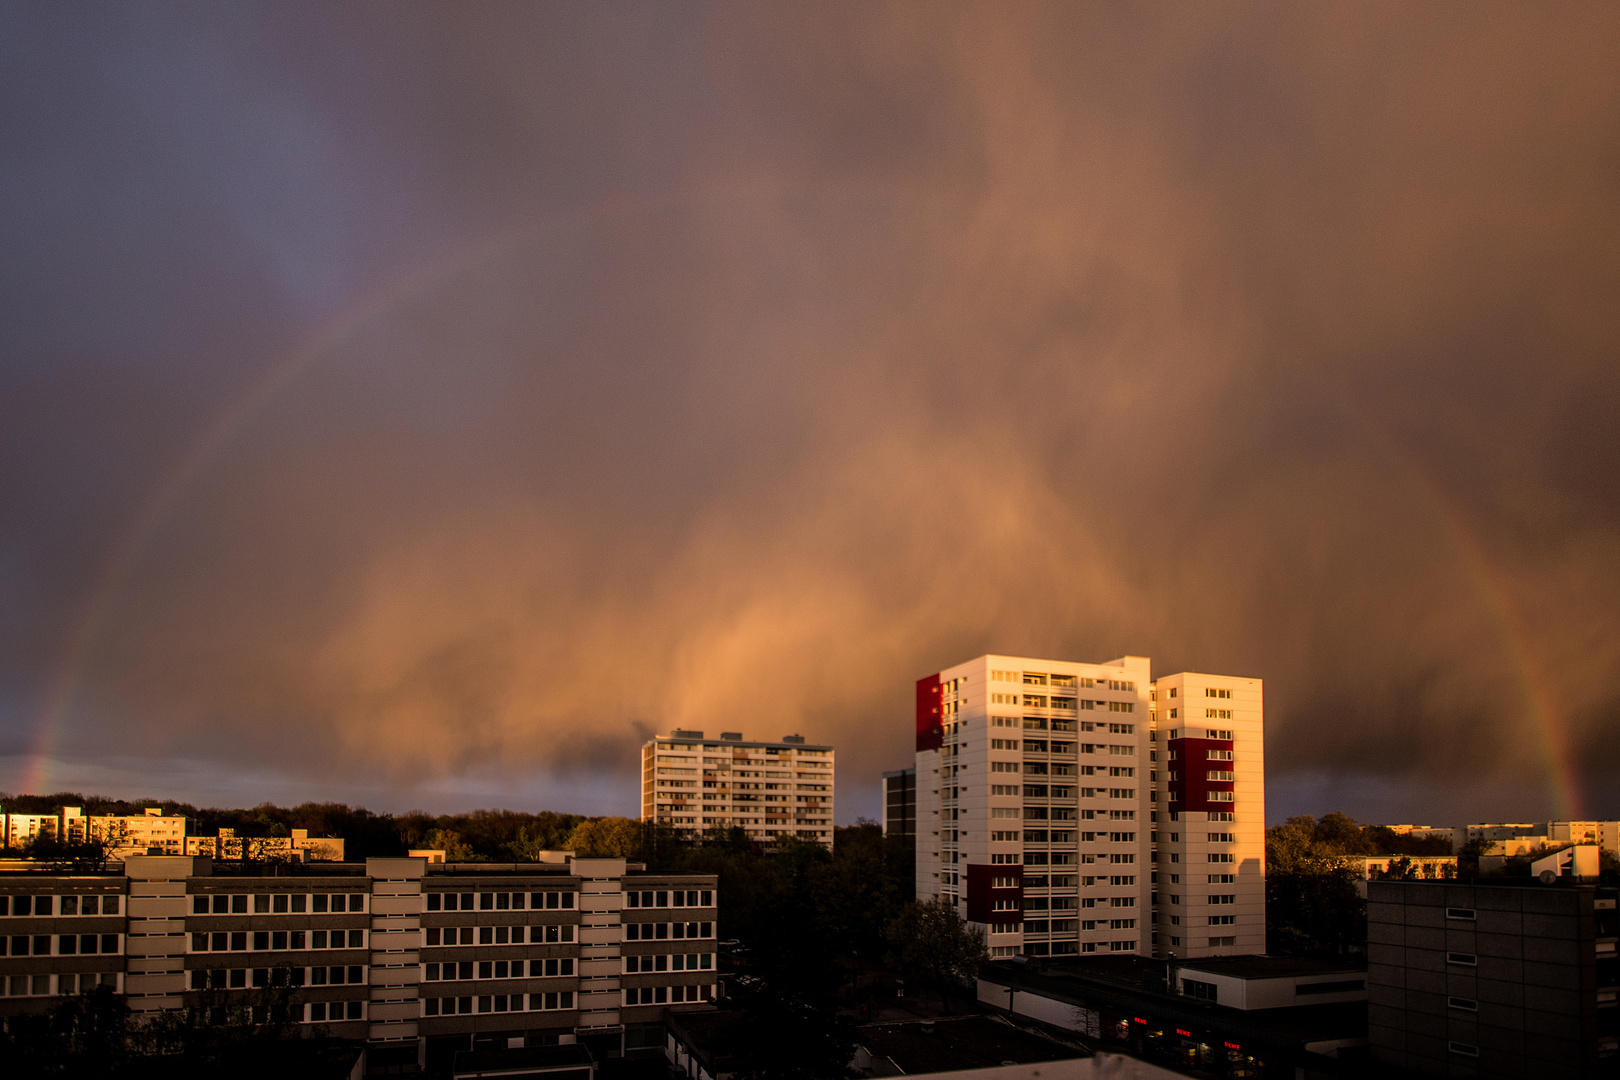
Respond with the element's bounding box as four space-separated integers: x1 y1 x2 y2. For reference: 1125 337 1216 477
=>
915 655 1265 963
640 731 834 847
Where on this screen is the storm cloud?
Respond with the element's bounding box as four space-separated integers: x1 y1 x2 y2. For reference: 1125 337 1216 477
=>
3 3 1618 822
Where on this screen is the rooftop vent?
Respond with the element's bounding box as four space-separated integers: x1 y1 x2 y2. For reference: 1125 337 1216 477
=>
671 729 705 740
783 734 806 744
721 732 743 741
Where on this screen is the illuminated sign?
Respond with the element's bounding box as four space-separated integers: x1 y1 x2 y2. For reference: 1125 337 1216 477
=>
1175 1029 1191 1037
1224 1041 1241 1050
1134 1017 1146 1025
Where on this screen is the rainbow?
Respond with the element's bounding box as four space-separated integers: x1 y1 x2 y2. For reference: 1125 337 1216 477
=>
21 189 667 795
1334 396 1582 820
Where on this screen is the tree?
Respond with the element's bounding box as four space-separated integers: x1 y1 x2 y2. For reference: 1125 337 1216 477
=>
886 897 987 1014
422 829 476 862
562 817 641 858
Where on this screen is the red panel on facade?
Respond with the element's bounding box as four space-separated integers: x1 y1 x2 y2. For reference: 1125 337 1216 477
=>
964 863 1023 924
1166 737 1235 813
916 675 943 752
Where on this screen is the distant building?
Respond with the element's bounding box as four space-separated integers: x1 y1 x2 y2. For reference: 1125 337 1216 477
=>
640 731 833 847
1378 821 1620 858
1 813 61 849
1366 877 1619 1077
0 852 718 1064
880 769 915 839
62 806 186 857
185 828 345 862
913 654 1264 962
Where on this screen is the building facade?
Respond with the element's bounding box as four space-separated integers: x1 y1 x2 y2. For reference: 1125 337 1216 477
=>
1367 878 1619 1077
913 654 1264 961
1152 671 1266 958
640 731 834 847
880 769 916 839
0 853 718 1063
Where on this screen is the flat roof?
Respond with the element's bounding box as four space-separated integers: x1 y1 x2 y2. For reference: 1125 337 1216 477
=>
980 959 1367 1050
652 736 833 751
1178 955 1366 981
858 1015 1088 1075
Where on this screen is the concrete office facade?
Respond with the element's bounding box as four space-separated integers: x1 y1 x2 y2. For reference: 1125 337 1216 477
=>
1367 878 1618 1077
0 853 718 1061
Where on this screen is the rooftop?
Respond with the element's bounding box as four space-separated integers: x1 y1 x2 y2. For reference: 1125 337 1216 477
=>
1176 955 1367 980
857 1015 1088 1076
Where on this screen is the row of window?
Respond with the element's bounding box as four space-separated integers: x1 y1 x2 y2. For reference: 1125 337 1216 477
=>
624 922 713 941
0 895 120 917
425 992 575 1016
985 831 1138 844
307 1001 366 1022
189 965 362 989
3 934 119 957
192 929 364 953
426 891 574 912
625 952 712 973
624 984 710 1005
192 893 363 916
425 958 575 980
624 890 713 908
1 972 119 997
426 925 576 946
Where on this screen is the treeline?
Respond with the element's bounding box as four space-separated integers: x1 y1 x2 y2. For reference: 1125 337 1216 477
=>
1263 811 1449 962
1267 811 1451 869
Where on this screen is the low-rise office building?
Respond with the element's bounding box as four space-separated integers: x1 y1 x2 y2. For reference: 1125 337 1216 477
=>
1366 877 1619 1077
0 852 718 1065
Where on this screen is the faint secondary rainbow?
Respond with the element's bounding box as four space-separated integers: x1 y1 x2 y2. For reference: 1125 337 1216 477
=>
21 189 671 795
1335 398 1582 820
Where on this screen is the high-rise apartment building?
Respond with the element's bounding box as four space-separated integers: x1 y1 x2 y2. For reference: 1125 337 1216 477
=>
1153 672 1266 958
914 654 1263 961
640 731 834 847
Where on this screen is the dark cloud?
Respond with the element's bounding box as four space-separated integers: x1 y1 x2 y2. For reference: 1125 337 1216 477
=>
3 3 1618 822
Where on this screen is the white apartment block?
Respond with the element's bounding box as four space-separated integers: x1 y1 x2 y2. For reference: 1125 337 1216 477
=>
1153 671 1266 958
915 655 1264 963
640 731 834 847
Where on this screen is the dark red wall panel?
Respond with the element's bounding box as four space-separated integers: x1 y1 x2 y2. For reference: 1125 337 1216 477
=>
964 863 1023 924
1166 737 1234 814
916 675 943 752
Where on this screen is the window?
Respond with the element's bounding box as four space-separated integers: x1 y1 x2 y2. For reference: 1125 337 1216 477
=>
991 785 1020 796
1108 703 1134 714
991 832 1021 842
988 922 1022 934
1446 953 1477 966
1208 894 1236 905
1183 979 1217 1001
1023 673 1048 686
1208 915 1236 925
1445 908 1476 921
1208 853 1235 863
1208 874 1235 884
1448 997 1477 1011
1207 833 1235 843
991 739 1019 750
1204 688 1231 699
1448 1043 1479 1058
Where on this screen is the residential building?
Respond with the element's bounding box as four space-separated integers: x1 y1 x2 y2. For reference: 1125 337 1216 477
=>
61 806 186 857
0 852 718 1065
913 654 1263 961
2 813 61 850
640 731 834 847
185 828 345 862
881 769 916 839
1366 877 1619 1077
1153 671 1266 959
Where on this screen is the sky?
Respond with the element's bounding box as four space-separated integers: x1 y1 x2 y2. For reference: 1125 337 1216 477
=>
3 3 1619 827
